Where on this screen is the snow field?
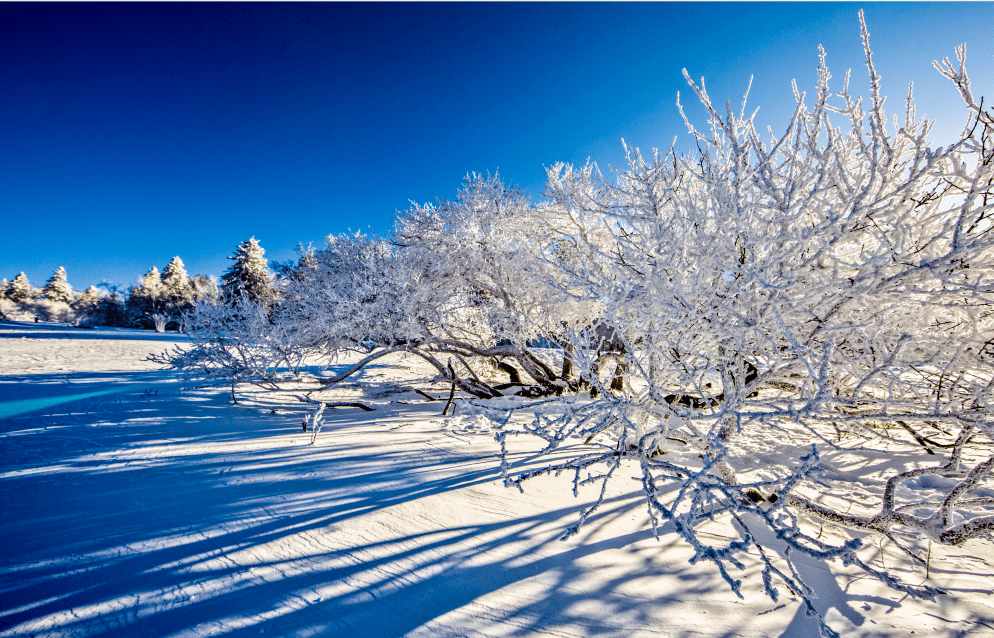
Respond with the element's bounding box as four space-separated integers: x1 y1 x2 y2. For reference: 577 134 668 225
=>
1 322 993 637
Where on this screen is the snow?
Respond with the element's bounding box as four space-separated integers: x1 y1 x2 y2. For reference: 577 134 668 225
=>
2 321 993 637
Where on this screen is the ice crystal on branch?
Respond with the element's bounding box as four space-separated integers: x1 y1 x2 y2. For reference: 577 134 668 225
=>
163 13 994 634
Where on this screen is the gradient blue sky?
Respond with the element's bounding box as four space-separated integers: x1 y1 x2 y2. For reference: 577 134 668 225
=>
2 2 993 291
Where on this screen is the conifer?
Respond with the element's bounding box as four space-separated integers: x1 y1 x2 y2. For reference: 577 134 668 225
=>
221 237 274 303
161 256 192 303
41 267 73 304
6 272 35 302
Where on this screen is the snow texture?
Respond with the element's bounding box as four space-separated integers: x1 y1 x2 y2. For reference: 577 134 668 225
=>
2 321 993 638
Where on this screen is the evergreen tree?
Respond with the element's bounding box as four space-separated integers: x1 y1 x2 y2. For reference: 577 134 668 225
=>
93 292 128 327
5 273 34 302
190 274 219 302
221 237 274 303
139 267 162 295
72 286 101 312
126 267 164 329
161 256 192 303
41 267 73 304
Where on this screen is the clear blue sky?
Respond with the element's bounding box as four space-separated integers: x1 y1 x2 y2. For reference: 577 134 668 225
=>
2 2 992 291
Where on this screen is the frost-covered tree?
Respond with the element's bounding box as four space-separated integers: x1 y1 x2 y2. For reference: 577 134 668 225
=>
162 14 994 633
189 274 219 303
5 272 35 302
127 260 212 331
72 286 101 312
161 256 192 303
127 267 169 331
92 291 128 327
221 237 274 303
64 283 129 327
41 267 73 304
491 14 994 635
67 286 101 326
137 267 162 296
165 174 576 402
0 272 64 322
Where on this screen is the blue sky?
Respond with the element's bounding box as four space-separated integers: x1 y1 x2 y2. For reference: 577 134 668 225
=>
2 2 992 291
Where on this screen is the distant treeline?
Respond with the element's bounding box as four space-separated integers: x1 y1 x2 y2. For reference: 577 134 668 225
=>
0 237 274 332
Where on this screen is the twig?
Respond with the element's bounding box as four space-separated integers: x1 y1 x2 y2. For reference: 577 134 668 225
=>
293 395 374 411
443 362 458 416
323 402 374 412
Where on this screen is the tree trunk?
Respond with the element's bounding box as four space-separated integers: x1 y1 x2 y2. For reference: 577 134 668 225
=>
561 343 575 381
152 313 168 333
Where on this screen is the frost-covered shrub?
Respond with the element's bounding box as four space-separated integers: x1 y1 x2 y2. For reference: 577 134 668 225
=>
0 298 33 322
5 298 74 323
167 174 579 399
163 13 994 633
492 13 994 636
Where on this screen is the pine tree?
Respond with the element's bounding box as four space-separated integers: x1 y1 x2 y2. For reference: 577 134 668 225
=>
5 272 34 302
93 292 128 327
190 274 219 302
161 256 192 303
73 286 101 311
41 267 73 304
221 237 274 303
126 267 164 329
139 267 162 296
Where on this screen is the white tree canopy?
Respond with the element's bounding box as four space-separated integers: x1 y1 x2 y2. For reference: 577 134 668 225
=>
4 273 34 302
164 14 994 635
221 237 274 303
161 256 192 302
41 267 72 305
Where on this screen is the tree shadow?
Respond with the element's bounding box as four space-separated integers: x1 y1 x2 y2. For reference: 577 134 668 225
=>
0 320 191 342
2 371 988 637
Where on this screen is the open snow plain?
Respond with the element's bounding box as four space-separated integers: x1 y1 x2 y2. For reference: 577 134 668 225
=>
2 321 993 637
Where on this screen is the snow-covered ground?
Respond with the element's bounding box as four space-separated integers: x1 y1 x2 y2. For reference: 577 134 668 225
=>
2 321 993 637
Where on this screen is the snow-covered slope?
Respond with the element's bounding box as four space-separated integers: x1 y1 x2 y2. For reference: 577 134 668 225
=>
1 321 992 637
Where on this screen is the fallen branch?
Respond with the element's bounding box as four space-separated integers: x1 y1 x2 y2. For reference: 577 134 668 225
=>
324 401 375 411
414 389 438 401
293 395 374 411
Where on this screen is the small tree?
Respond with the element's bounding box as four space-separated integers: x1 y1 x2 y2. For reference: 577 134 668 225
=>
221 237 274 303
41 267 73 304
190 274 219 303
127 267 169 331
161 256 192 303
71 286 102 322
93 292 129 327
5 273 34 302
161 256 198 330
